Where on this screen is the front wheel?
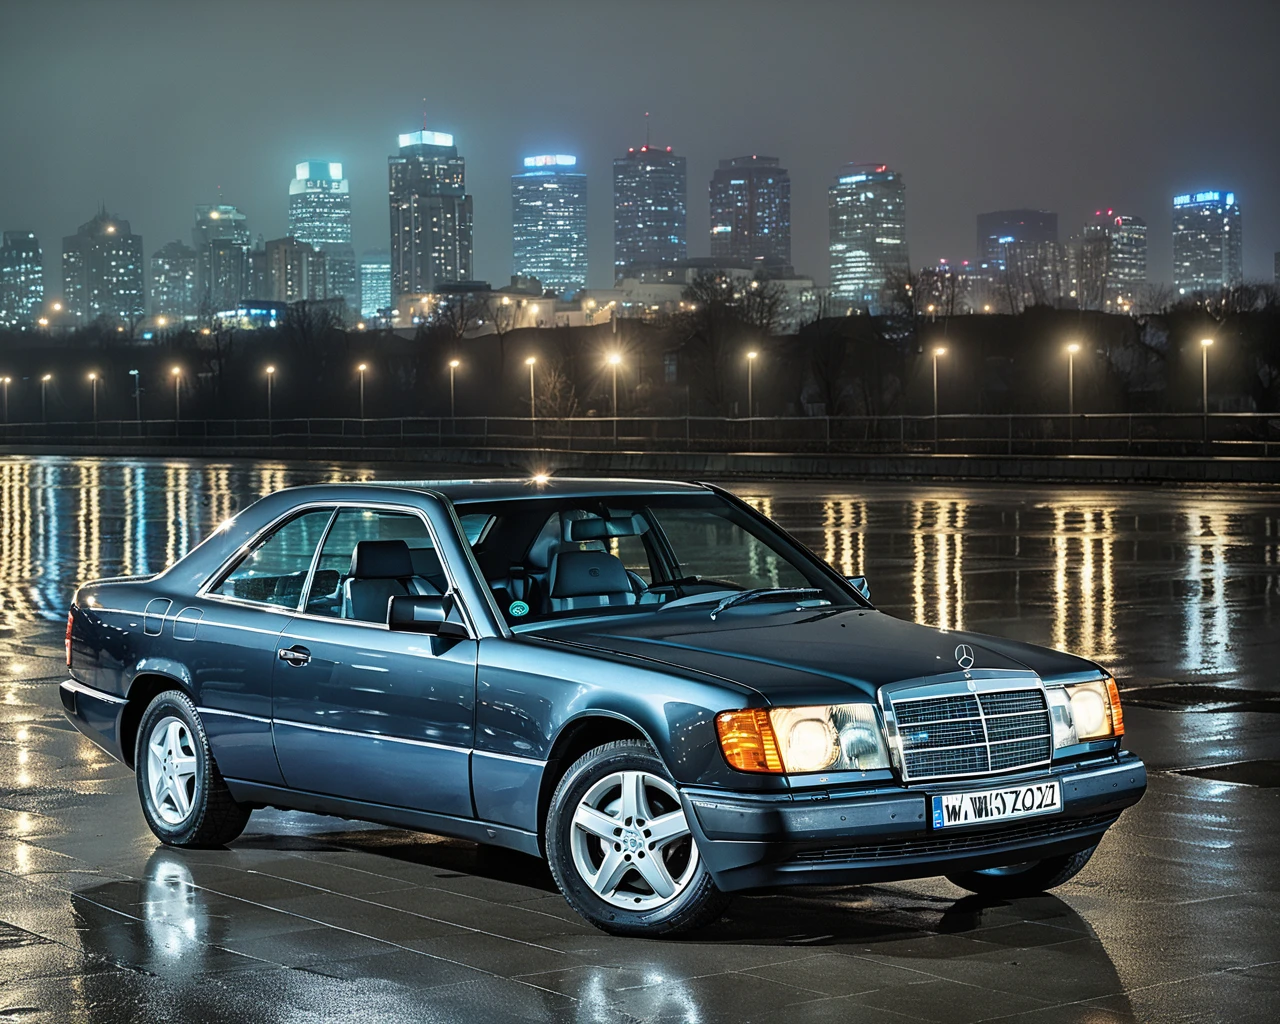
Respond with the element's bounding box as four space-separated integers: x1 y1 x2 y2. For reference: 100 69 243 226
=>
545 740 728 937
135 690 251 848
945 844 1098 897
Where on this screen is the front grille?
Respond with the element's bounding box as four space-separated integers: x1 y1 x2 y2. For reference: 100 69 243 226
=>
791 812 1118 864
890 686 1051 782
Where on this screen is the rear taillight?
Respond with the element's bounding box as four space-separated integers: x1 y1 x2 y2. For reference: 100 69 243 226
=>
65 610 74 667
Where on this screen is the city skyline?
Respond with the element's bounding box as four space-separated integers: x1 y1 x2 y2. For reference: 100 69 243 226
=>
2 1 1278 295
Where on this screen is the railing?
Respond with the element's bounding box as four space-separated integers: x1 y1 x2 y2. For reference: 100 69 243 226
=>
0 412 1277 458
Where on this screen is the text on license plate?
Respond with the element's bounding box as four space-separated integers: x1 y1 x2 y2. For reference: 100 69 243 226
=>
932 780 1061 828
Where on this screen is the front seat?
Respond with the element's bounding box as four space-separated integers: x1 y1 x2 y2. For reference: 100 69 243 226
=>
546 549 637 612
342 539 437 622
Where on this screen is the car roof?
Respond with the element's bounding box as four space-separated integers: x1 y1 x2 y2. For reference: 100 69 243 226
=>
365 476 712 504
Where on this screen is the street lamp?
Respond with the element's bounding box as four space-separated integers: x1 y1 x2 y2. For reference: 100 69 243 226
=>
607 352 622 444
357 363 367 422
448 359 460 425
265 366 275 435
1 376 10 423
40 374 51 422
526 356 537 439
171 366 182 424
87 372 98 427
746 351 758 444
932 347 947 449
129 369 141 424
1066 343 1081 447
1200 337 1214 447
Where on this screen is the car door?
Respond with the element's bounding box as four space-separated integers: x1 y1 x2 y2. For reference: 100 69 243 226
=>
193 506 336 785
270 505 477 819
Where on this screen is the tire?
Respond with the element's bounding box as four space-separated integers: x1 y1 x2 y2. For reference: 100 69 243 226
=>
945 843 1098 898
134 689 251 848
545 739 729 937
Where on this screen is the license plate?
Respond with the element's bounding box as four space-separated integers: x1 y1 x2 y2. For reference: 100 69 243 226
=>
931 780 1061 828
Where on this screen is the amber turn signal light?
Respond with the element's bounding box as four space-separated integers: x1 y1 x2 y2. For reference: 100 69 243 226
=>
1106 676 1124 736
715 709 785 773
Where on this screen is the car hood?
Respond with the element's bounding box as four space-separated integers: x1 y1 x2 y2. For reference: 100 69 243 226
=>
532 607 1103 704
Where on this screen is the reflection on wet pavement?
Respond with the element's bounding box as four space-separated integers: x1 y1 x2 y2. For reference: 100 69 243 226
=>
1 455 1278 1022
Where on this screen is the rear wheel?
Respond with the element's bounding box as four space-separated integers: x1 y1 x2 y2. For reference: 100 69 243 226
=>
135 690 250 848
946 844 1098 897
545 740 728 937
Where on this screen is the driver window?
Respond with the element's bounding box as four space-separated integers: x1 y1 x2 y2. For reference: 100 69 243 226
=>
304 508 439 620
210 509 334 608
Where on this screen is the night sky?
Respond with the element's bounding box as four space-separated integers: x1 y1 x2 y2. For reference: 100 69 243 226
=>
3 0 1277 292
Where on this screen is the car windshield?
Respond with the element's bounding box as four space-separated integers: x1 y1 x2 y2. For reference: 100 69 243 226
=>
452 491 857 626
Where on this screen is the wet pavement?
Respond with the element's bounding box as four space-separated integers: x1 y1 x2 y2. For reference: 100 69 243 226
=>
1 455 1278 1022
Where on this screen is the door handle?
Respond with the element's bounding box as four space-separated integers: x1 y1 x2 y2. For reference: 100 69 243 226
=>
278 645 311 666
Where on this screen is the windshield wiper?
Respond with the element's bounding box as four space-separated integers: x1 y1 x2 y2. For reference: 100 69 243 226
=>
709 588 821 620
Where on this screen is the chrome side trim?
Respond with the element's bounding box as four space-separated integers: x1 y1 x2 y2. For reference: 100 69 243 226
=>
196 707 273 726
62 680 129 705
271 718 463 753
473 748 549 767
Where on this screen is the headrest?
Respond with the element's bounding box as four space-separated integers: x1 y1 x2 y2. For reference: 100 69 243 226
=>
566 515 645 542
409 547 443 577
551 550 632 598
350 539 414 579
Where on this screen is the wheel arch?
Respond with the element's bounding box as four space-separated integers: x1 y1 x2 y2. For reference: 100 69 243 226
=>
119 669 196 770
535 712 657 856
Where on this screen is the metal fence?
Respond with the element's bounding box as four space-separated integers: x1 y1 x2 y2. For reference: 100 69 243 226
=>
1 412 1278 458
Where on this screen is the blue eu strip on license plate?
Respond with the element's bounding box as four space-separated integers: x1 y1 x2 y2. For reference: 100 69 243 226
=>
931 780 1062 828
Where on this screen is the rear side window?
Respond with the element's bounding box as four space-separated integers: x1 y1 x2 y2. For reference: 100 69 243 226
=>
210 509 334 607
304 508 439 618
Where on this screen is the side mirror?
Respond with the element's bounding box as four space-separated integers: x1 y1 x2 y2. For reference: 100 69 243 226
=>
388 595 469 637
846 576 871 601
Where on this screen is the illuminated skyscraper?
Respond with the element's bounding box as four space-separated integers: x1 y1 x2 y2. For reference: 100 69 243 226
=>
150 240 199 320
976 210 1058 271
0 231 44 327
709 156 790 266
62 210 145 325
828 163 907 312
289 160 357 315
192 203 252 312
1173 189 1242 295
360 250 392 319
388 129 473 298
613 145 686 280
265 236 327 302
1074 210 1147 311
512 155 588 298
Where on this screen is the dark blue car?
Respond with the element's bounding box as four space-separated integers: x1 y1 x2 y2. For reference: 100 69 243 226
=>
62 478 1145 936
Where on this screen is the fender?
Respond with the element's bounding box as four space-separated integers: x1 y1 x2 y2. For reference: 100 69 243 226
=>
125 657 195 699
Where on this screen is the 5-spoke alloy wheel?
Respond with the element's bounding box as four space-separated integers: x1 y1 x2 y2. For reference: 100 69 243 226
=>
135 690 251 848
547 740 728 936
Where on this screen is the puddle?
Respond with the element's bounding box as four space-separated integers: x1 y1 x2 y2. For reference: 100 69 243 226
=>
1172 760 1280 788
1122 684 1280 714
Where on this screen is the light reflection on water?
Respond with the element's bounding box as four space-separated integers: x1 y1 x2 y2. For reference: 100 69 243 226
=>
1 455 1276 686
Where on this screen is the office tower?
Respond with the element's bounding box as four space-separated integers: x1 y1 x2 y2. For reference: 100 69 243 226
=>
976 210 1058 270
828 163 908 312
613 144 687 280
1173 189 1242 295
709 156 791 265
1074 210 1147 311
61 210 145 325
289 161 357 315
0 231 44 327
359 250 392 319
388 129 473 298
150 240 199 320
511 154 588 298
265 236 327 302
192 203 251 311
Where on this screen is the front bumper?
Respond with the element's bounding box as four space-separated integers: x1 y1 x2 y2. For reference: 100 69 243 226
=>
682 752 1146 892
60 679 130 764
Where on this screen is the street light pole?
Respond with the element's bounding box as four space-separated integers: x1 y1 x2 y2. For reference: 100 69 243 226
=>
526 357 537 440
1200 337 1214 448
88 373 98 430
2 376 10 423
932 347 947 450
1066 342 1080 448
41 374 51 423
265 366 275 437
746 350 758 445
607 353 621 445
357 363 367 434
449 359 460 427
129 369 141 426
171 367 181 425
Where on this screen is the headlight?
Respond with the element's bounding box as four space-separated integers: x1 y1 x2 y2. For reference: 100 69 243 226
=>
1047 677 1124 749
715 704 890 774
